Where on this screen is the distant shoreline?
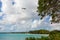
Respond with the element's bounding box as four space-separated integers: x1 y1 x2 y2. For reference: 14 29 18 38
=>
0 32 29 34
0 30 60 34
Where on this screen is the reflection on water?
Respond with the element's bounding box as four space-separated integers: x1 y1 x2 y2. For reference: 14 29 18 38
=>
0 34 48 40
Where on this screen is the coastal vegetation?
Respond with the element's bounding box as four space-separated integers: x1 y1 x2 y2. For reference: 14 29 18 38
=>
25 30 60 40
25 0 60 40
0 29 50 34
29 29 49 34
49 30 60 40
25 0 60 39
25 36 49 40
0 29 60 40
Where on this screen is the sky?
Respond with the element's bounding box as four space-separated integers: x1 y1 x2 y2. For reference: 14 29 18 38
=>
0 0 60 32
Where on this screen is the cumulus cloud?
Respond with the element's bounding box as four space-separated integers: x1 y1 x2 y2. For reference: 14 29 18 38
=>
0 0 60 32
0 26 5 31
50 23 60 30
0 0 40 32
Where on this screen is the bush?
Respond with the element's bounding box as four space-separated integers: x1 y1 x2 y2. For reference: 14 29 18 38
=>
25 37 49 40
25 37 36 40
49 31 60 40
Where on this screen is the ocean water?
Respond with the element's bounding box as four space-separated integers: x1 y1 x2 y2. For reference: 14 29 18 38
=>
0 34 48 40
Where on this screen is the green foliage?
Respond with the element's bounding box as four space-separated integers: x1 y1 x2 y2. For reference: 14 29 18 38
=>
49 33 60 40
49 30 60 40
29 29 49 34
40 36 49 40
26 30 60 40
25 37 49 40
25 37 36 40
38 0 60 23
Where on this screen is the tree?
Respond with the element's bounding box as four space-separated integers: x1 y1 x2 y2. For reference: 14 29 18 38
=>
49 30 60 40
37 0 60 23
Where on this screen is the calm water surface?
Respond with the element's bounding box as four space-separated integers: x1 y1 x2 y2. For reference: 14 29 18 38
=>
0 34 48 40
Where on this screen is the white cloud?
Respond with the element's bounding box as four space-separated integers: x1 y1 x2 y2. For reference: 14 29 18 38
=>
10 26 15 31
1 0 38 22
20 20 26 24
0 0 60 32
0 12 3 16
32 20 39 28
0 0 40 32
0 26 5 31
4 14 17 23
31 16 46 28
50 23 60 30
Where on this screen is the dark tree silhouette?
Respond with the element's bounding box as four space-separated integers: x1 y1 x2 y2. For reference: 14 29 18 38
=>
37 0 60 23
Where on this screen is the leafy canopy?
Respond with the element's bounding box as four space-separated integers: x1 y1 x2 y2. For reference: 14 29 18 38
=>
37 0 60 23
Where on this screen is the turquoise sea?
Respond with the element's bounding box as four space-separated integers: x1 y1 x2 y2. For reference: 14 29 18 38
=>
0 34 48 40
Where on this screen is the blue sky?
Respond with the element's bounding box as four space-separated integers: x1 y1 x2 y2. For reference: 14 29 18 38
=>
0 0 60 32
0 0 2 12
